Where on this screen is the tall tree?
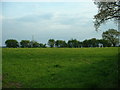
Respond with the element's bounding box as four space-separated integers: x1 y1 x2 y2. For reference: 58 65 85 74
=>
94 1 120 30
20 40 30 48
39 43 46 48
68 39 80 48
33 41 40 48
29 40 40 48
55 40 67 48
88 38 98 47
98 39 111 47
102 29 120 46
48 39 55 48
82 40 89 47
5 39 19 48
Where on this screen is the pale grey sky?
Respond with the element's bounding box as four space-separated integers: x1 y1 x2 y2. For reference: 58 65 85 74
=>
1 2 118 45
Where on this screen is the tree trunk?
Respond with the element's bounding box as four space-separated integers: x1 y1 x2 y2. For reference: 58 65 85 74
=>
113 43 116 47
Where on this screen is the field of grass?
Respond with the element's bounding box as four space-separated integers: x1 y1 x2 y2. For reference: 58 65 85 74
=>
2 47 118 88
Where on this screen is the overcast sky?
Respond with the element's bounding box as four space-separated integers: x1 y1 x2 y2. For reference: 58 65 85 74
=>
1 1 118 45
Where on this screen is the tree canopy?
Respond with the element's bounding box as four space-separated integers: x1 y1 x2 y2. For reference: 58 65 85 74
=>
55 40 67 48
102 29 120 46
68 39 80 48
48 39 55 48
20 40 30 48
5 39 19 48
94 1 120 30
5 37 115 48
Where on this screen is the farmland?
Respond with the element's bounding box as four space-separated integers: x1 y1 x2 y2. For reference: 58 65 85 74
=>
2 47 118 88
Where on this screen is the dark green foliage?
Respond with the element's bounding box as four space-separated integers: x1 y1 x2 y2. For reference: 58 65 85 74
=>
82 38 110 47
48 39 55 48
55 40 67 48
39 43 46 48
94 2 120 30
68 39 80 48
98 39 111 47
32 41 40 48
102 29 120 46
20 40 46 48
88 38 99 47
82 40 89 47
5 39 19 48
82 38 98 47
5 35 119 48
20 40 30 48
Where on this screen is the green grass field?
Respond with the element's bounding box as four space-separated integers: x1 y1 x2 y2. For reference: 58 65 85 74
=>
2 47 118 88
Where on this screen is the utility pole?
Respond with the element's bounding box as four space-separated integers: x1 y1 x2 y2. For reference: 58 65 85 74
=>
32 35 34 41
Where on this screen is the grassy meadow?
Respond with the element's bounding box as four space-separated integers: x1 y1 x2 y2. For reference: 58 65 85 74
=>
2 47 118 88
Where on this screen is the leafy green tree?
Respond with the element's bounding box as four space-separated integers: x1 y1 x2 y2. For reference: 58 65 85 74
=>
98 39 111 47
102 29 120 46
55 40 60 47
48 39 55 48
20 40 30 48
39 43 46 48
30 41 40 48
82 38 99 47
33 41 40 48
55 40 67 48
82 40 87 47
68 39 80 48
94 2 120 30
61 40 67 47
43 44 47 48
5 39 19 48
89 38 99 47
79 42 83 48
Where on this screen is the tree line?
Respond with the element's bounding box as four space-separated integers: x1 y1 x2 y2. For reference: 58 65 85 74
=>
5 29 120 48
4 38 110 48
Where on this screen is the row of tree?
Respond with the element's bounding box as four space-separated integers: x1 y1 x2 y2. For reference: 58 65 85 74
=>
5 29 120 48
48 38 113 48
5 38 111 48
5 40 46 48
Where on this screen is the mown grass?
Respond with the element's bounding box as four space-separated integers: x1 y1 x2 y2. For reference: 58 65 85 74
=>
2 47 119 88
